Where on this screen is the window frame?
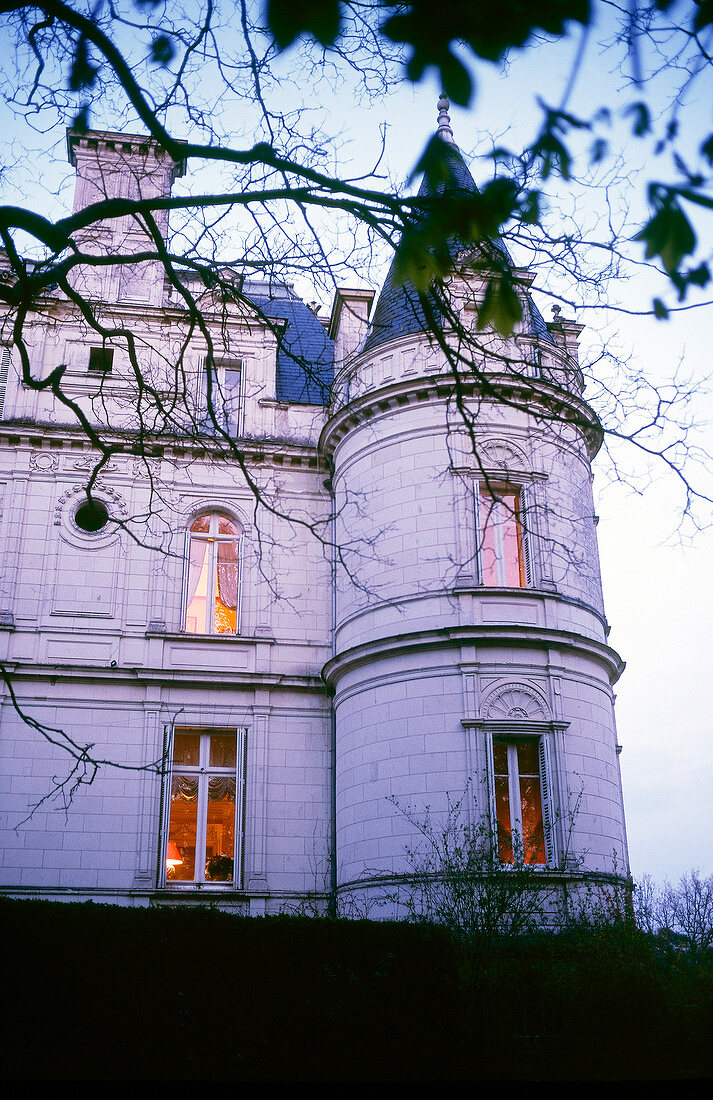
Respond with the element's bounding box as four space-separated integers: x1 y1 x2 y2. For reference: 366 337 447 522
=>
200 355 244 438
488 733 554 867
161 725 247 889
87 346 115 373
474 480 532 588
182 511 244 636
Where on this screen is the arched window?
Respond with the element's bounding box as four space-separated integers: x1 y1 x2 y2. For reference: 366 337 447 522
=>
184 513 242 635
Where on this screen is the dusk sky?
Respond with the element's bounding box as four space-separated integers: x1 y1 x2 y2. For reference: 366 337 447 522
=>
1 4 710 887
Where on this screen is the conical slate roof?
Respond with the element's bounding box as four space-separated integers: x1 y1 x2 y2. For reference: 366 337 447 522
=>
363 116 552 355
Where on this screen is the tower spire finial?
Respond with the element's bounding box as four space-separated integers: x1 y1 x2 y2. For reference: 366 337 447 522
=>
436 94 456 146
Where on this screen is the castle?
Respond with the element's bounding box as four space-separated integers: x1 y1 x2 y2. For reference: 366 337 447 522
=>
0 108 629 914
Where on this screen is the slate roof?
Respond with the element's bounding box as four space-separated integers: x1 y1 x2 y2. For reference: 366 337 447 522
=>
247 290 334 405
177 271 334 406
363 142 553 355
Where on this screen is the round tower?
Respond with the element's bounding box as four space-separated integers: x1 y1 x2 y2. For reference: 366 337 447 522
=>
322 104 629 917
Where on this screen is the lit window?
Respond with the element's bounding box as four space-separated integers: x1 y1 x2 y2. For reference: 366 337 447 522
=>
164 727 245 886
184 513 242 635
88 346 114 372
492 738 548 865
478 483 529 587
204 357 243 437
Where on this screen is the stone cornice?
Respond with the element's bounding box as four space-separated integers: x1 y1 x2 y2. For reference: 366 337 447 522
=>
0 659 329 694
322 623 625 687
0 422 326 471
320 372 602 459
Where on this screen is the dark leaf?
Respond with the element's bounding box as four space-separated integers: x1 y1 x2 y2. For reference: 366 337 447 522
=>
382 2 590 76
700 134 713 166
393 229 449 291
625 101 651 137
267 0 342 50
72 105 90 134
590 138 608 164
150 35 175 67
672 151 692 181
593 107 612 125
685 262 711 288
532 132 571 180
519 190 540 225
489 147 515 166
635 199 696 275
439 51 473 107
693 0 713 31
477 275 523 337
409 134 459 188
68 35 98 92
476 177 519 231
405 52 427 83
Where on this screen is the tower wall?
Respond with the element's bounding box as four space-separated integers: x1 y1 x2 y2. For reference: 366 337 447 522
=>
323 328 628 908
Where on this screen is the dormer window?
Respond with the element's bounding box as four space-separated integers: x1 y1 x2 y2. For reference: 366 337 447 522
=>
203 357 243 437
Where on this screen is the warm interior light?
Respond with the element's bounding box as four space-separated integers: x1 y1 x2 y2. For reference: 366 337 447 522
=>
166 841 183 869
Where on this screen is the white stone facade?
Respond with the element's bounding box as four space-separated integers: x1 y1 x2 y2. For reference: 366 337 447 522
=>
0 130 629 914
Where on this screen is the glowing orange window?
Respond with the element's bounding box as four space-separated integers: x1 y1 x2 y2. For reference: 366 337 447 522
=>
493 738 547 865
165 728 244 886
479 484 527 588
185 513 241 635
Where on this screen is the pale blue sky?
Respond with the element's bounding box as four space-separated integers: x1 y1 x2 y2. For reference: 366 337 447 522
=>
1 7 710 886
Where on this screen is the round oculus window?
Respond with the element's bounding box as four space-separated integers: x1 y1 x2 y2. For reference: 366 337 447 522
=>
74 499 110 533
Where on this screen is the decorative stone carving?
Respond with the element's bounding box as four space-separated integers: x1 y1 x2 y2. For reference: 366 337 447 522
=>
71 456 119 473
54 481 129 527
132 457 161 478
482 682 550 721
29 451 60 472
478 437 528 472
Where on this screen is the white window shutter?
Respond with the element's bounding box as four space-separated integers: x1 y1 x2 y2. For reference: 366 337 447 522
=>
485 733 498 855
236 531 245 635
520 485 534 587
473 482 483 584
235 727 248 884
539 736 556 866
181 528 191 630
0 345 12 419
197 355 209 429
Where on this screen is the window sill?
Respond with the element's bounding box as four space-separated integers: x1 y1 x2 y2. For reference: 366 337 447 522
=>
145 627 275 643
160 883 244 891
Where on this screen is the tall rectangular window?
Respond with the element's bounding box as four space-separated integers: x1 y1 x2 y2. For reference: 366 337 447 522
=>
164 727 245 886
493 737 547 865
203 357 243 437
478 483 529 587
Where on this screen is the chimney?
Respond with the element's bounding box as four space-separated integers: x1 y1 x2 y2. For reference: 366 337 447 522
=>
66 129 186 304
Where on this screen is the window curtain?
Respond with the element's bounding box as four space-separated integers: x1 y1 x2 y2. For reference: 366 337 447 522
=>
216 537 239 610
187 536 208 609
